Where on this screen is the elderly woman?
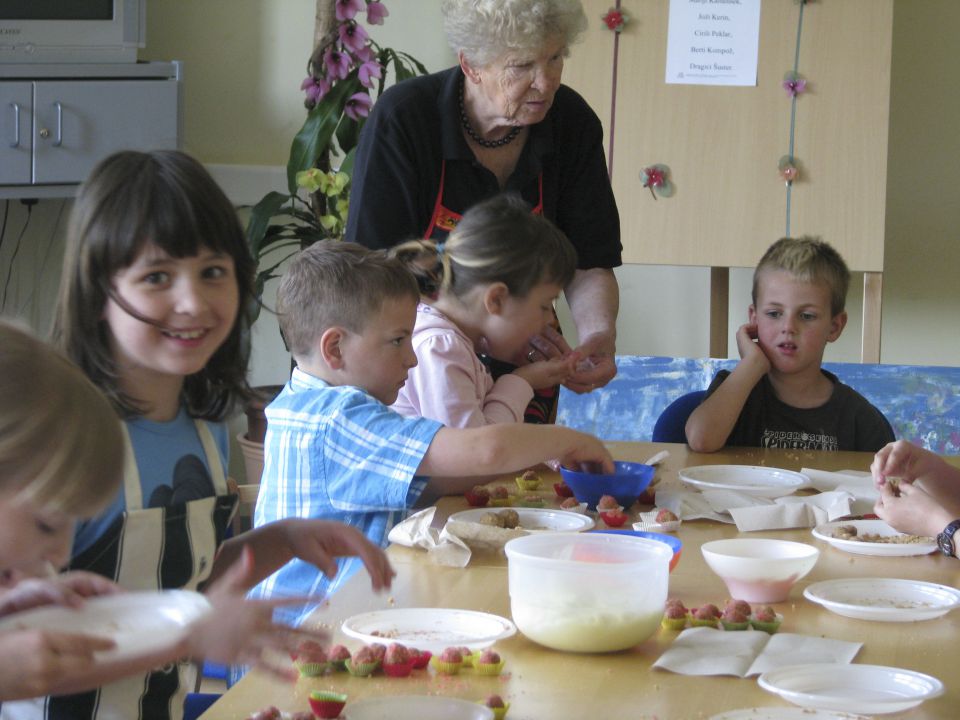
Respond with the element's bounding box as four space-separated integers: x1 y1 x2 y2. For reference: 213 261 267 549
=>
345 0 620 406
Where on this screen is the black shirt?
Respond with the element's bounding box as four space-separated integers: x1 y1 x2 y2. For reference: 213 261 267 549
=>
345 66 622 270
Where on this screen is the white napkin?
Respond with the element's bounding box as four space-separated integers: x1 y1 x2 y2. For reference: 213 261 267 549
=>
729 490 857 532
801 468 878 515
386 507 472 567
654 489 734 524
653 626 861 677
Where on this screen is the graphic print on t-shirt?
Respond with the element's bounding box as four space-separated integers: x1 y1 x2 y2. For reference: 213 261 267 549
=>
147 454 216 507
761 430 839 451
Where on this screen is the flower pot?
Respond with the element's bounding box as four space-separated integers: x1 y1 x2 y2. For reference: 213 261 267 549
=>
237 431 265 485
244 384 284 444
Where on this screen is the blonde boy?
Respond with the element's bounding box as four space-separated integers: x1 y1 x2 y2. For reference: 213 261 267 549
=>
251 241 612 624
686 237 894 453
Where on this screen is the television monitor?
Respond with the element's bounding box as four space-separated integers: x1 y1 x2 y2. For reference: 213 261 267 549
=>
0 0 145 64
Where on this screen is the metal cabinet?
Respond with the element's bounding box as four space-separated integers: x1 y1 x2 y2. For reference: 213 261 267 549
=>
0 61 180 197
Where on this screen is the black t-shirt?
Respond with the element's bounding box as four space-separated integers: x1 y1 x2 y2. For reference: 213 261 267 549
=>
345 66 622 269
705 369 895 452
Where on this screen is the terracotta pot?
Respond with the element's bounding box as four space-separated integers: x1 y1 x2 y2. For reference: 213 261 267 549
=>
244 384 284 444
237 431 265 485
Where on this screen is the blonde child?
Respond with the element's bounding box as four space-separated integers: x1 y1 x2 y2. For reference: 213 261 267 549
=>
389 194 580 428
871 440 960 557
686 237 894 452
249 240 613 626
17 150 394 720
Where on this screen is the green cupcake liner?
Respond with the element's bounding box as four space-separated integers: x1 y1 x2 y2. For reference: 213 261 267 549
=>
345 658 380 677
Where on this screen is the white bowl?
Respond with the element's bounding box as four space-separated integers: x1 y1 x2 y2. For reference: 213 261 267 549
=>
505 532 671 653
701 538 819 602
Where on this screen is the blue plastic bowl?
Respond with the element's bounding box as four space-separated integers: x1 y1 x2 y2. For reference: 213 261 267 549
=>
590 529 683 572
560 461 655 509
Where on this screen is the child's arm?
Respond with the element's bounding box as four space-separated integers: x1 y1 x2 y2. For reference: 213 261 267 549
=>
0 572 119 617
417 423 614 496
871 440 960 507
685 322 770 452
874 481 959 541
209 519 394 591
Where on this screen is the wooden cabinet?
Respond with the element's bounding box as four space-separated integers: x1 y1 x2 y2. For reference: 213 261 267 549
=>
563 1 893 359
0 61 180 197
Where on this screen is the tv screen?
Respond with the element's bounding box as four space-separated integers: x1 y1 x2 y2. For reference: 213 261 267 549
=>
0 1 113 21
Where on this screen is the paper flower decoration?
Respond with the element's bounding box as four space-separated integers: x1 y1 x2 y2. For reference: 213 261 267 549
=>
640 164 674 200
778 156 800 184
782 72 807 97
602 8 628 32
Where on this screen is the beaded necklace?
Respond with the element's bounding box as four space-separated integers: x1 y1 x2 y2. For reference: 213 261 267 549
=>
458 78 521 149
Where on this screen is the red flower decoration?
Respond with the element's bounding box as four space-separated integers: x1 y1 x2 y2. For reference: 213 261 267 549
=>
640 164 673 200
602 8 628 33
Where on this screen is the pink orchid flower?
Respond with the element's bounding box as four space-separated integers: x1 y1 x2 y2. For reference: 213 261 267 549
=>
353 44 375 64
366 0 389 25
359 60 383 88
323 47 352 81
344 92 373 121
300 75 331 104
339 21 369 54
782 76 807 97
335 0 364 22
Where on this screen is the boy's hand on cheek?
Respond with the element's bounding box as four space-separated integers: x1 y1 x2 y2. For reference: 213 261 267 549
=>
735 323 771 372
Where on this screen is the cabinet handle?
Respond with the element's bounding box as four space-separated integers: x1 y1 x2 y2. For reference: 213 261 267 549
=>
8 103 19 148
53 101 63 147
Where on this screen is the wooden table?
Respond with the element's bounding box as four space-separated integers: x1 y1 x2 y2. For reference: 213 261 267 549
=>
202 443 960 719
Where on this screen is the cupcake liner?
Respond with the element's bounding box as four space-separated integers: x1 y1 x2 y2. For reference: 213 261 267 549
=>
295 661 329 677
485 702 510 720
475 659 505 676
517 497 545 508
515 476 541 492
327 658 349 672
460 651 480 668
489 496 515 507
720 619 750 631
660 614 689 631
559 501 588 514
345 658 380 677
410 650 432 669
308 691 347 719
553 481 574 498
635 510 682 533
599 510 628 527
382 659 415 678
429 655 463 675
750 613 783 634
465 490 490 507
689 617 720 628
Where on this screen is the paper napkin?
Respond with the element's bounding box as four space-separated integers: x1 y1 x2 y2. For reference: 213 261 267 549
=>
387 507 472 567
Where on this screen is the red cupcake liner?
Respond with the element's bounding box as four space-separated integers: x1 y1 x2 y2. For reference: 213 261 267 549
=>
382 659 415 677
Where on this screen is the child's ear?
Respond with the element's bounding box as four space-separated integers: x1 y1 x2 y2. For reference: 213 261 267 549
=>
319 327 348 369
827 310 848 342
483 283 510 316
748 304 758 324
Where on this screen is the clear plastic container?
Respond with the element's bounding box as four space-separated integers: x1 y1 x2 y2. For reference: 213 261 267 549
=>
504 532 671 652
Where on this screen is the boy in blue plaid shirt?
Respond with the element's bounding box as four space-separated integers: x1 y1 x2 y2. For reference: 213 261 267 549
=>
249 240 612 626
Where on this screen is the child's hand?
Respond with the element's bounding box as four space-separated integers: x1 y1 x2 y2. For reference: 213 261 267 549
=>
195 547 328 681
871 440 932 489
0 572 120 617
513 354 578 390
873 481 953 539
0 629 116 700
281 519 395 592
735 322 771 372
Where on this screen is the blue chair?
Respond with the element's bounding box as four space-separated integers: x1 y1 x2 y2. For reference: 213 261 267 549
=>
652 390 706 444
183 692 221 720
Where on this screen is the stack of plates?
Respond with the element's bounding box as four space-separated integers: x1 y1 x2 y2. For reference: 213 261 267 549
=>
679 465 808 498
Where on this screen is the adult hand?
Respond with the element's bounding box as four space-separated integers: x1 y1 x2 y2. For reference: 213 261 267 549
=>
870 440 938 489
735 322 771 372
558 430 614 474
525 325 574 362
0 629 115 701
282 519 395 592
564 331 617 394
873 481 953 539
513 354 578 391
0 572 119 617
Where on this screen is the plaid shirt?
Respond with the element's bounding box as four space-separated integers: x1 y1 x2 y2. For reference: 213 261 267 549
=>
249 368 441 625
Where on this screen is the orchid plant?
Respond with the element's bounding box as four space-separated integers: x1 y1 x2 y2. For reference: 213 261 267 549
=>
245 0 425 313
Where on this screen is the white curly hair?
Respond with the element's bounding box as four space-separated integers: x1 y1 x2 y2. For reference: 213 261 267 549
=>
441 0 588 68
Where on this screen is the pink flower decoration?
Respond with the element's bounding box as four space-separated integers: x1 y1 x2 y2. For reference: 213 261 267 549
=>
353 44 375 63
366 0 389 25
323 47 352 81
602 8 627 32
778 155 799 184
339 21 369 54
783 77 807 97
335 0 364 22
344 92 373 121
301 75 331 104
358 60 383 88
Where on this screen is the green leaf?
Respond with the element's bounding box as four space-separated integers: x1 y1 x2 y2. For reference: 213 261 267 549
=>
336 115 361 155
246 191 293 258
286 73 362 193
339 147 357 177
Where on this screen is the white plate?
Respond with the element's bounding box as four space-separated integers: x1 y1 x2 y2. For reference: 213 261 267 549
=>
341 608 516 654
758 663 944 714
343 695 494 720
710 709 869 720
448 507 594 532
804 578 960 621
679 465 808 498
0 590 210 661
811 519 937 556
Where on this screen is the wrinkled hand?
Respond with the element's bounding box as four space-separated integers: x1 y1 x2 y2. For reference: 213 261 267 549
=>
283 519 395 592
526 325 574 362
0 629 115 701
195 547 328 681
0 572 120 617
563 331 617 394
735 322 771 371
873 481 952 539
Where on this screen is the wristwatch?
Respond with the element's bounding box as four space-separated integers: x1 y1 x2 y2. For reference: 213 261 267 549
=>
936 519 960 557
